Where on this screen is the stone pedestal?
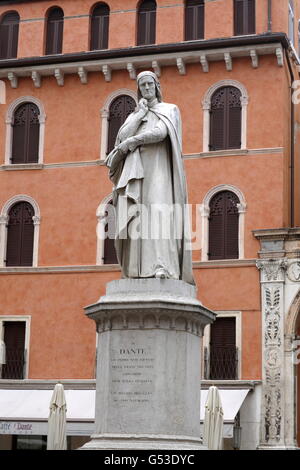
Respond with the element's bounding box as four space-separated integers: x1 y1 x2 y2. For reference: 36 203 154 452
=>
81 279 215 450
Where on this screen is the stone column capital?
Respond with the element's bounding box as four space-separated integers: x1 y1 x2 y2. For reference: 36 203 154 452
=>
256 258 288 282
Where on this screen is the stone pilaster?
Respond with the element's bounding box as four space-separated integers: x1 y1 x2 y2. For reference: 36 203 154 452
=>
256 258 288 448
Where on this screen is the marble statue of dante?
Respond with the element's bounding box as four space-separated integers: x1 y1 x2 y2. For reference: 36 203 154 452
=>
105 71 194 285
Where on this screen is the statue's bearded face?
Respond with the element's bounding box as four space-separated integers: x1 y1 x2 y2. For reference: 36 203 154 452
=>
138 76 156 101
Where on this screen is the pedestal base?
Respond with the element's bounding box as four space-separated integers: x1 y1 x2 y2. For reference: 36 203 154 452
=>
83 279 215 450
80 433 207 450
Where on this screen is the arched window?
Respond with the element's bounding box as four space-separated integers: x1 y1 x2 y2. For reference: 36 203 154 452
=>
209 86 242 151
107 95 136 154
103 200 118 264
137 0 156 46
90 3 109 50
208 191 240 260
0 11 20 59
234 0 255 36
45 7 64 55
184 0 204 41
11 102 40 164
5 202 35 266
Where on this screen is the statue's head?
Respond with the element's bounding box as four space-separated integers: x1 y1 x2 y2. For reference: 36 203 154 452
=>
137 71 162 103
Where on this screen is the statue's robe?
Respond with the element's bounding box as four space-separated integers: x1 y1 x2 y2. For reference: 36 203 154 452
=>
106 102 194 285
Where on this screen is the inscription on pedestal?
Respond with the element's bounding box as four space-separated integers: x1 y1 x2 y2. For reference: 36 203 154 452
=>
110 345 155 406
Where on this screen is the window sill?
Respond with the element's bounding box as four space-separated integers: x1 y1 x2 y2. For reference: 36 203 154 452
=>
194 259 257 268
1 163 44 171
201 380 261 389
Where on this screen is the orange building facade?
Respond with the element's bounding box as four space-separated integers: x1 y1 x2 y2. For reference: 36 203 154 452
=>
0 0 300 450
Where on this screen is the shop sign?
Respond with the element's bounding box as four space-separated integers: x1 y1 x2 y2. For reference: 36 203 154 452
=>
0 421 35 435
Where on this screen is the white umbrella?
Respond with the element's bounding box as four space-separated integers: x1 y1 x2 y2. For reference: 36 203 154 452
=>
203 386 224 450
47 383 67 450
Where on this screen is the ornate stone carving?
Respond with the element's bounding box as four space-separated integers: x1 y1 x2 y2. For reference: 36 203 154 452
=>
287 261 300 282
257 258 287 446
256 259 287 282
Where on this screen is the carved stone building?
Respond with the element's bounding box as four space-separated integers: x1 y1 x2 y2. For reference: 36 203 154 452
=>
0 0 300 450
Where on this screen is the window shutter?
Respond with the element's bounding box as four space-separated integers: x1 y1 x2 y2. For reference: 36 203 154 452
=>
90 3 109 50
210 87 241 151
209 191 239 260
21 203 35 265
247 0 255 34
234 0 255 35
224 192 239 259
46 8 64 54
227 88 242 149
103 201 118 264
208 192 226 260
210 317 236 348
6 202 34 266
2 322 26 379
210 317 236 380
107 95 136 154
234 0 245 35
137 0 156 45
11 103 40 164
11 105 27 164
27 104 40 163
0 12 19 59
185 1 204 41
10 19 19 57
210 88 226 151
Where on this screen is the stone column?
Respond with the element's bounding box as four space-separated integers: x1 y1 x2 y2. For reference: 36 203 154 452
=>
256 258 288 449
81 278 215 450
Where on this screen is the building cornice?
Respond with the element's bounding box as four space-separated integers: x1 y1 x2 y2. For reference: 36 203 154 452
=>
0 33 291 88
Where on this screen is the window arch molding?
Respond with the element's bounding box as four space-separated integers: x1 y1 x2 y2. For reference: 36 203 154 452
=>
96 194 118 266
0 194 41 267
199 184 247 261
202 79 248 152
5 96 46 165
100 89 137 160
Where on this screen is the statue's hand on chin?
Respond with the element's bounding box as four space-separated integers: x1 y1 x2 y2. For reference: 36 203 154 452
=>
138 98 148 118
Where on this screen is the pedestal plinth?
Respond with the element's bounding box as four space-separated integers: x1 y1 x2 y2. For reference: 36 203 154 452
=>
81 279 215 450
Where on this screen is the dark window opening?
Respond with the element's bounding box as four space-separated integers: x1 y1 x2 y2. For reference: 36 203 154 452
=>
103 200 118 265
90 3 109 50
11 102 40 164
208 191 239 260
45 7 64 55
234 0 255 36
209 86 242 151
137 0 156 46
1 321 26 379
107 95 136 154
204 317 238 380
6 201 34 267
185 0 204 41
0 11 19 59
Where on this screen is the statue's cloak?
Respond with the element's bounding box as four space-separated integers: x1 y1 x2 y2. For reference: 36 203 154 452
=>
105 102 194 285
